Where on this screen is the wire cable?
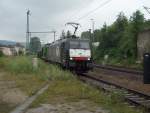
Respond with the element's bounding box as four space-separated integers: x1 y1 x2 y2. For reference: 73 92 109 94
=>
63 0 99 25
77 0 113 21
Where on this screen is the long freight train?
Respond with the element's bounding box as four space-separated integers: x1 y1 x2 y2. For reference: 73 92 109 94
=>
38 37 93 72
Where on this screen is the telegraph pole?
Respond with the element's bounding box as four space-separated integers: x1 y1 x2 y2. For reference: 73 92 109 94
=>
89 29 92 43
26 10 30 50
51 30 56 42
53 31 56 42
91 19 95 42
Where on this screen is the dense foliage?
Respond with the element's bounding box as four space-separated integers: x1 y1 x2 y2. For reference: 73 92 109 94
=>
30 37 41 54
81 10 149 66
60 30 72 39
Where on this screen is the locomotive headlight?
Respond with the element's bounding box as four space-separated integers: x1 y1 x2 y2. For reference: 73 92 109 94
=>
70 57 73 60
88 58 90 60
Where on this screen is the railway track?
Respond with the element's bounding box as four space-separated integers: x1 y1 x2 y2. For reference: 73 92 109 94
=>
78 73 150 111
93 64 143 75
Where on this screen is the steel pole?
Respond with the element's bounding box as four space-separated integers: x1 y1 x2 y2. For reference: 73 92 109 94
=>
26 10 30 50
91 19 95 42
54 31 56 42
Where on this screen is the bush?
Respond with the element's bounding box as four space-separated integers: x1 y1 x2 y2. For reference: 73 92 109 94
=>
0 56 75 80
0 56 43 74
0 51 4 57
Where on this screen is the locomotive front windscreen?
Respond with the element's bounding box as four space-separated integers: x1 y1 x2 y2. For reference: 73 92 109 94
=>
70 41 90 49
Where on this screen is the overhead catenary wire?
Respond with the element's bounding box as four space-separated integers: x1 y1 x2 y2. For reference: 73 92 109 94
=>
138 0 150 16
65 0 103 22
143 6 150 14
77 0 113 21
62 0 99 33
58 0 113 37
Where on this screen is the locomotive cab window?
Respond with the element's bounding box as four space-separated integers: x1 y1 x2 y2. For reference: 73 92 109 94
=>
70 41 79 49
70 41 90 49
80 41 90 49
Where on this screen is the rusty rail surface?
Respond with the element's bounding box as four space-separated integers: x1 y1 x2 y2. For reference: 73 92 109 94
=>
79 73 150 111
93 63 143 75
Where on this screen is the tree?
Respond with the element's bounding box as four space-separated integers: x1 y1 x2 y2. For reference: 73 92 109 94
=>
81 31 91 40
144 20 150 29
115 12 128 32
130 10 145 58
131 10 145 34
81 10 147 63
30 37 41 54
96 23 108 57
120 24 135 58
60 30 66 39
114 12 128 58
66 30 71 38
0 51 4 57
93 29 101 42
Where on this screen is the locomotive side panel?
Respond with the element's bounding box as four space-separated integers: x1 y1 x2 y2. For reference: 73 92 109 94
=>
53 43 61 63
46 43 61 63
47 46 50 61
60 41 67 67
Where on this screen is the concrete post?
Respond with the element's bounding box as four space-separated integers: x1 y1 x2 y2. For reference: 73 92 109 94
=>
32 57 38 70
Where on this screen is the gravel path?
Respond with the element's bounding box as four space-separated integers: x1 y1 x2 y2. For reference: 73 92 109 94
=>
25 100 109 113
10 84 49 113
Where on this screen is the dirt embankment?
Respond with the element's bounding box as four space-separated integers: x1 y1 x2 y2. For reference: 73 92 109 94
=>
0 72 28 113
92 68 150 95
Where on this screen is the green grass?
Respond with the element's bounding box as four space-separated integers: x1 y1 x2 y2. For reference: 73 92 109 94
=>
0 56 49 95
0 56 144 113
0 56 75 96
31 77 143 113
0 56 48 75
96 57 143 70
0 102 16 113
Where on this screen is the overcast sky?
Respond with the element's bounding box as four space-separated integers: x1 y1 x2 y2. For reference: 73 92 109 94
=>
0 0 150 43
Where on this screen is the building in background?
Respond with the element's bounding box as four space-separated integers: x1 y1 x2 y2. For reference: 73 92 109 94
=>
0 46 13 56
137 29 150 60
0 43 25 56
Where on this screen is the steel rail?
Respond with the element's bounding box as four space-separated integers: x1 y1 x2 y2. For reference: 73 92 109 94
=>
93 64 143 75
79 73 150 111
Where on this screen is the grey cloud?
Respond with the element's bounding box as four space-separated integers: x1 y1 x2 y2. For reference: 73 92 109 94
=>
0 0 149 42
0 0 92 42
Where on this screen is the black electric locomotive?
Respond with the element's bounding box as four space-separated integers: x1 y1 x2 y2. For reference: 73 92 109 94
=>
39 37 93 72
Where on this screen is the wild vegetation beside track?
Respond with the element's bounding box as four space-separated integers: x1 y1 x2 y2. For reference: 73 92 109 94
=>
0 56 145 113
81 10 149 70
0 56 48 96
0 56 48 113
31 78 145 113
